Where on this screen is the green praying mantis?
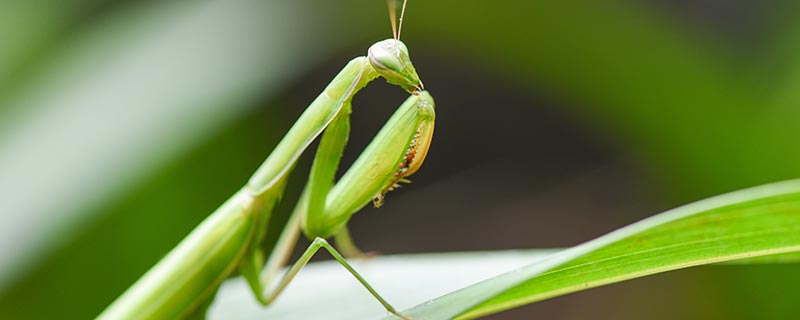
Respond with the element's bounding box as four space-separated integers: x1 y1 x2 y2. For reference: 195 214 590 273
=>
99 1 432 319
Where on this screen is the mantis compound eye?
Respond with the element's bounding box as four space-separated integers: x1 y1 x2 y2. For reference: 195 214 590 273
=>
368 39 423 93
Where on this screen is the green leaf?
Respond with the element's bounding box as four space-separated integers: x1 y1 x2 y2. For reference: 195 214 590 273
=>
383 179 800 319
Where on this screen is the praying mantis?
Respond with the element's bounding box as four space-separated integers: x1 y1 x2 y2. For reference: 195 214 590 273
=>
98 1 432 319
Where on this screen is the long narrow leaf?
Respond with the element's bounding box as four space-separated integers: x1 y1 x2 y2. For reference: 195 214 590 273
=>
384 179 800 319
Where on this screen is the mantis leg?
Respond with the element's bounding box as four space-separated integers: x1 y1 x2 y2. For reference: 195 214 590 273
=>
261 237 410 320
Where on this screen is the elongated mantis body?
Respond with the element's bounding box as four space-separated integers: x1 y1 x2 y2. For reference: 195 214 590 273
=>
98 3 434 319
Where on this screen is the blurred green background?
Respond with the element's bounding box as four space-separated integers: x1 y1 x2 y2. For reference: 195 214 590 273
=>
1 0 799 319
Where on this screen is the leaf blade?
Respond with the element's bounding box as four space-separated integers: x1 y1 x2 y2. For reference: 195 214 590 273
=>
383 180 800 319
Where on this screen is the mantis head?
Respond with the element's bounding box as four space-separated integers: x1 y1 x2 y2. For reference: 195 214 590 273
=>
368 39 423 94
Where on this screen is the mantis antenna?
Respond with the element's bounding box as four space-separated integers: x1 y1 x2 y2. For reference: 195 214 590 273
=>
388 0 409 40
